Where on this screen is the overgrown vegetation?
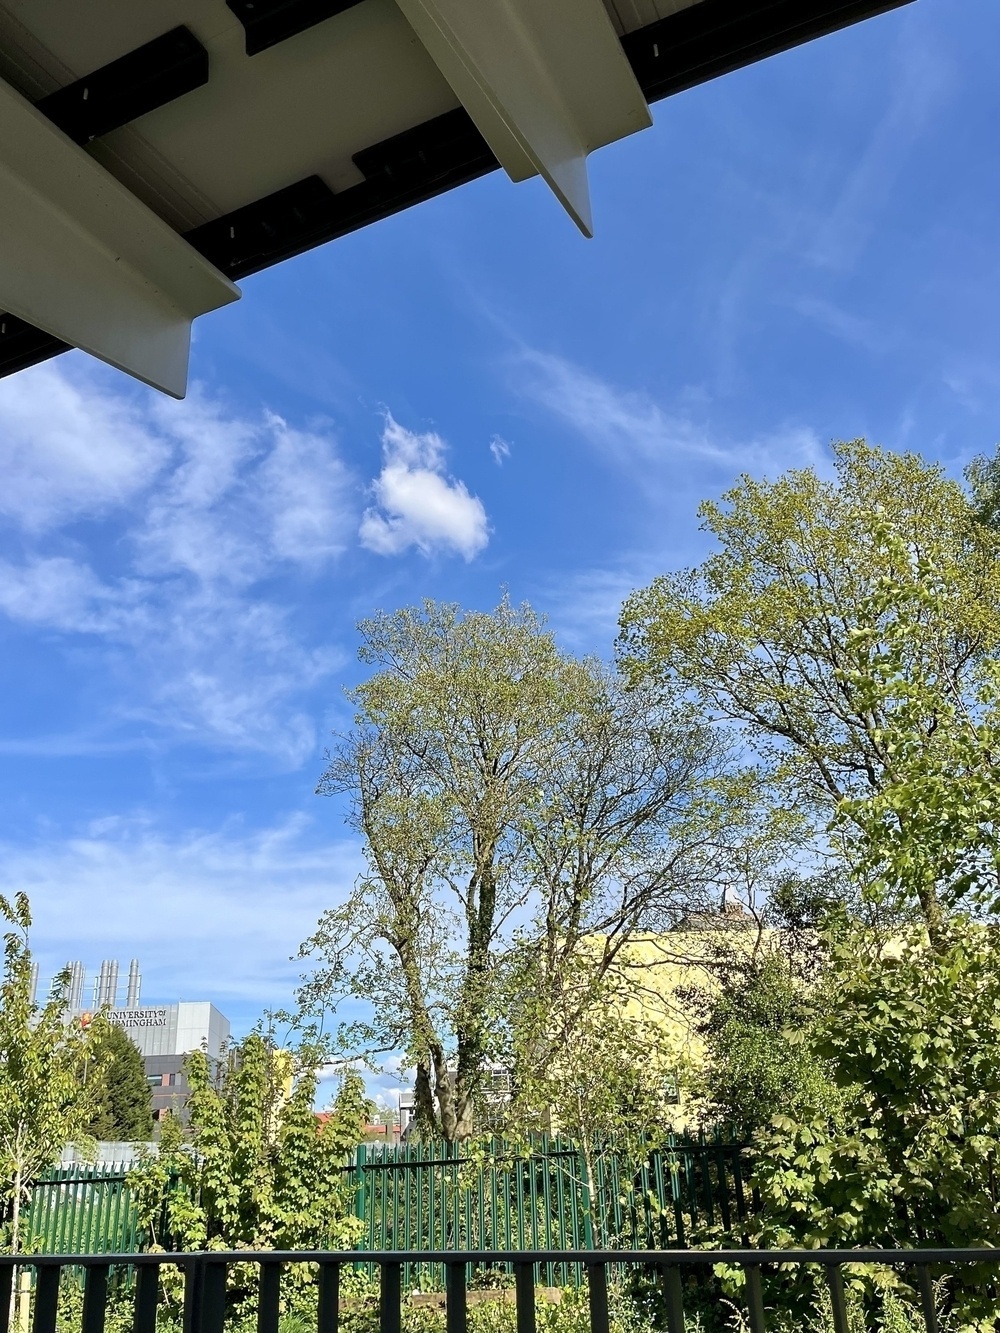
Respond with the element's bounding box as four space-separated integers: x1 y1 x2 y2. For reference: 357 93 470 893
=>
0 892 99 1253
13 437 1000 1333
79 1020 154 1142
130 1035 372 1253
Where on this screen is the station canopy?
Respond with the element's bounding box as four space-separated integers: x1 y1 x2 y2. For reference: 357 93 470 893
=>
0 0 910 397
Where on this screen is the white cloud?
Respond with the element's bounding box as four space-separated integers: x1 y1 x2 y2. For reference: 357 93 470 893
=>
360 414 489 560
0 555 340 764
515 348 718 468
137 395 353 588
258 413 354 566
514 347 826 478
0 364 169 531
489 434 511 466
0 363 357 763
3 816 364 1013
789 296 892 356
0 556 132 633
543 564 658 653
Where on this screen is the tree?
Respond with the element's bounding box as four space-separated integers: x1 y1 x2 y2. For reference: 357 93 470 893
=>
619 439 1000 936
695 948 839 1139
300 598 725 1141
506 962 678 1247
0 893 96 1254
751 921 1000 1327
131 1035 371 1252
80 1021 153 1142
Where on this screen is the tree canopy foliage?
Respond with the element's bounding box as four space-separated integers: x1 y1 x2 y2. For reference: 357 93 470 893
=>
744 920 1000 1328
0 893 97 1253
132 1035 371 1252
619 439 1000 934
80 1021 153 1143
301 597 730 1140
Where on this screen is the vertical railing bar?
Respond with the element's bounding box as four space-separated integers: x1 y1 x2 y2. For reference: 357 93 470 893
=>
660 1265 685 1333
32 1265 61 1333
917 1265 939 1333
552 1150 566 1284
82 1264 110 1333
257 1262 281 1333
670 1155 686 1249
32 1180 47 1254
182 1259 202 1333
200 1261 227 1333
99 1179 111 1254
641 1148 654 1248
476 1158 485 1283
586 1263 610 1333
732 1147 748 1226
404 1158 414 1287
744 1264 766 1333
380 1262 401 1333
0 1265 14 1333
463 1162 473 1282
514 1261 535 1333
111 1175 127 1253
55 1179 72 1253
515 1157 527 1255
132 1264 159 1333
317 1262 340 1333
700 1147 714 1225
715 1146 732 1234
446 1261 467 1333
826 1266 850 1333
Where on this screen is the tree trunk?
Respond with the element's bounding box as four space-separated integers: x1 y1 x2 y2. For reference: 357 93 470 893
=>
918 880 946 950
413 1061 437 1138
10 1166 22 1256
9 1165 23 1333
432 1046 458 1142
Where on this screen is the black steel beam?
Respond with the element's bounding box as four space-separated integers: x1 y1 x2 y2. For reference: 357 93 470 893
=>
623 0 914 104
0 315 69 377
186 176 342 278
0 0 914 381
35 26 209 146
186 109 498 279
224 0 367 57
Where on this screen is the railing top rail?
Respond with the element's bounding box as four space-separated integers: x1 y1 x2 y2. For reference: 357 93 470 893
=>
3 1247 999 1268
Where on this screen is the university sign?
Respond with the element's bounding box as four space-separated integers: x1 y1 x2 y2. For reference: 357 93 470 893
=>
108 1008 169 1029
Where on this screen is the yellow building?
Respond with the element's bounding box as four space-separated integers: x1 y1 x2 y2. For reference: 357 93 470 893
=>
593 905 761 1127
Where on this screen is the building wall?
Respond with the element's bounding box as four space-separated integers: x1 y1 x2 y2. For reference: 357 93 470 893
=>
74 1002 230 1061
71 999 231 1126
144 1054 192 1122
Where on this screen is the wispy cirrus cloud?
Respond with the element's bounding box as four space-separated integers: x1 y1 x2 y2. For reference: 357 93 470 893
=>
512 346 825 480
807 27 952 274
0 364 168 530
5 813 363 1015
489 434 511 466
360 414 489 560
0 363 357 764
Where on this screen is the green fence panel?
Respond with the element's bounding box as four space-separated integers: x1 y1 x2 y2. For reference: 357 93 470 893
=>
24 1163 143 1256
23 1133 752 1276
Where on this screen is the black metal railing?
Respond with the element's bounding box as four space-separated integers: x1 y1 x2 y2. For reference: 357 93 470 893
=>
2 1247 998 1333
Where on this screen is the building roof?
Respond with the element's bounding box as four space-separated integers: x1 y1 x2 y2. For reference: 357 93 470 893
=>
0 0 911 396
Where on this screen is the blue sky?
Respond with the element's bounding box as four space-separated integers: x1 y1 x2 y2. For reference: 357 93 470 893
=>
0 0 996 1103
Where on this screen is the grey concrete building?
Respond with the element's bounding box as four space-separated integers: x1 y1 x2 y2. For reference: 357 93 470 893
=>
64 959 230 1123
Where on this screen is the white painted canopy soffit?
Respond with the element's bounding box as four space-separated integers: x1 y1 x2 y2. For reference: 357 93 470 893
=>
0 0 913 394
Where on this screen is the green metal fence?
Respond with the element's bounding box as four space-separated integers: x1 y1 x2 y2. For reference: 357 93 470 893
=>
23 1134 750 1277
353 1133 750 1282
23 1164 143 1256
